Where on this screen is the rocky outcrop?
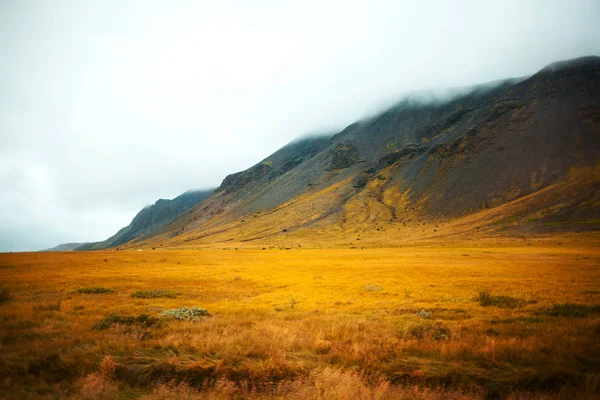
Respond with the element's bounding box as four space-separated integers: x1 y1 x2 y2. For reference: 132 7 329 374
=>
327 143 359 171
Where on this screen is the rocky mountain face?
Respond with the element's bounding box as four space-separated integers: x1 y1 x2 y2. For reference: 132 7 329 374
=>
71 190 213 250
101 57 600 248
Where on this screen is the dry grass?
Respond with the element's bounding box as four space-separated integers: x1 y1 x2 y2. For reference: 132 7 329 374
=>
1 237 599 398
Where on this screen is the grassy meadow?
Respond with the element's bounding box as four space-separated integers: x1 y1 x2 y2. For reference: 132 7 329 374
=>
1 237 600 399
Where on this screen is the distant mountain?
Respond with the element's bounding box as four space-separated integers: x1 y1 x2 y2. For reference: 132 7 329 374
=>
72 189 213 250
98 56 600 249
44 242 92 252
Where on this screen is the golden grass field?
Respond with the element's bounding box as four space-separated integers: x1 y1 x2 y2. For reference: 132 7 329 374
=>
1 236 600 399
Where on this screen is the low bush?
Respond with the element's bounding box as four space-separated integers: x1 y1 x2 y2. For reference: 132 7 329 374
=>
430 323 451 341
93 313 160 330
76 287 115 294
131 289 178 299
161 307 211 321
33 301 61 312
0 288 12 303
476 290 524 308
396 318 450 341
539 303 600 317
364 284 383 292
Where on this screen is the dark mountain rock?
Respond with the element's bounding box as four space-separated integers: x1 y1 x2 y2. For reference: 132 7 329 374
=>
379 144 426 168
105 56 600 248
219 162 273 194
327 143 359 171
74 189 212 250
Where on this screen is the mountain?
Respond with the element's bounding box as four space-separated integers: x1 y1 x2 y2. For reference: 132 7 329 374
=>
44 242 92 252
114 56 600 249
72 189 213 250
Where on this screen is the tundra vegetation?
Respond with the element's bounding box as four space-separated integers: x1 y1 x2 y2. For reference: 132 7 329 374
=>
1 237 599 399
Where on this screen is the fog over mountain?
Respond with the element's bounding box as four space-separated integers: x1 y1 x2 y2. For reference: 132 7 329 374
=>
1 0 600 251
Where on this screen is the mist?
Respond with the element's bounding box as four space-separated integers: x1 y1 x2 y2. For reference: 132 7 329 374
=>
1 0 600 251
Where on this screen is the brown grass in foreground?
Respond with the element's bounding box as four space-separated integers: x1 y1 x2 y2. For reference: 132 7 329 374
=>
1 237 599 399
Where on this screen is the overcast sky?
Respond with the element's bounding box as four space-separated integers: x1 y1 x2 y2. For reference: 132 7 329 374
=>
1 0 599 251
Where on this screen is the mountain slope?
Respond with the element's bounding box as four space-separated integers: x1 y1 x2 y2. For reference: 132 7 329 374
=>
44 242 92 252
123 56 600 249
74 189 213 250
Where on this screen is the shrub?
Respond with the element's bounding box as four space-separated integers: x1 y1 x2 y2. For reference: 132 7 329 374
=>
76 287 115 294
33 301 61 312
364 284 383 292
486 328 501 337
396 318 450 341
407 321 428 339
131 289 178 299
476 290 524 308
161 307 211 321
93 313 160 330
430 323 451 341
539 303 600 317
0 288 12 303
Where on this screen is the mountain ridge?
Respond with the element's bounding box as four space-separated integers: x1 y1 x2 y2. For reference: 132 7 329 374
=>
49 189 213 251
44 242 92 252
70 56 600 250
